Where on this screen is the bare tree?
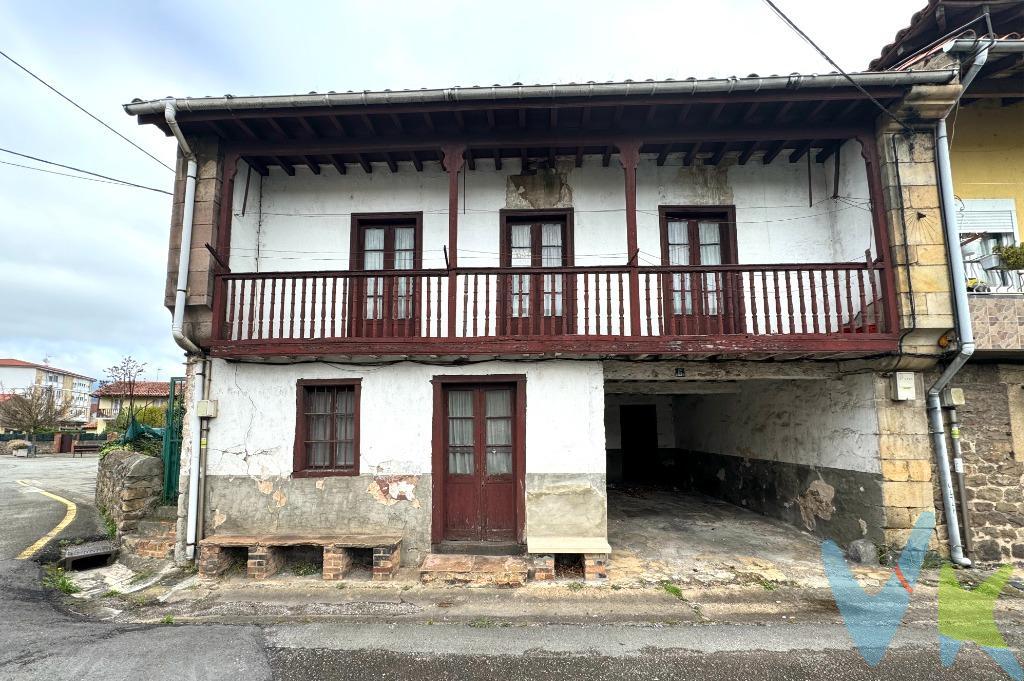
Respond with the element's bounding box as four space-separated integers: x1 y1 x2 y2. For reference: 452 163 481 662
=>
0 388 74 444
105 356 147 426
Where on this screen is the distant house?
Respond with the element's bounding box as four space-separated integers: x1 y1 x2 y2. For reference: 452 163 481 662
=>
93 381 171 431
0 358 95 428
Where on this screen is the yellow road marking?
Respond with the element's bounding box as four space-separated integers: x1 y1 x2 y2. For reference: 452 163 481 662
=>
15 479 77 560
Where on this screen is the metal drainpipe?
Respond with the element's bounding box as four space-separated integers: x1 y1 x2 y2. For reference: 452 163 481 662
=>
947 405 974 557
164 99 207 561
928 41 989 567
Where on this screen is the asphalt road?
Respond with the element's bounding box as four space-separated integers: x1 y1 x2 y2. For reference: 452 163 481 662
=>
2 454 1024 680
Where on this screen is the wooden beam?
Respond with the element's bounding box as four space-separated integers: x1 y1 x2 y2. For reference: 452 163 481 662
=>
618 140 643 337
518 109 526 129
788 141 812 163
762 141 786 164
296 117 317 137
206 120 233 139
709 143 728 166
266 118 290 139
453 110 465 131
328 116 347 136
275 156 296 176
422 112 435 131
224 124 866 156
602 146 613 167
357 154 372 174
390 114 404 133
242 156 269 176
675 103 692 126
329 154 346 174
815 143 841 163
683 142 702 166
806 100 831 123
773 101 794 124
645 105 658 123
233 118 259 140
550 108 558 128
442 144 466 337
302 156 321 174
362 114 377 134
581 107 592 129
707 103 726 125
575 147 584 168
656 144 673 166
486 109 495 128
741 102 760 123
494 149 502 170
383 153 397 173
520 148 528 173
466 149 476 171
738 142 758 165
411 151 423 172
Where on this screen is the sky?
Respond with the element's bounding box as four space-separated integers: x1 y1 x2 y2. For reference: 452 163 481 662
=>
0 0 924 384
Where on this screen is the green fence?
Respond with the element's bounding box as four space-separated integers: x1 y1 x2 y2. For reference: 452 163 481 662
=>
161 377 186 502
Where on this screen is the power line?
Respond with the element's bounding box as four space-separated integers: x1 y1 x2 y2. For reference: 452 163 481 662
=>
0 159 131 187
0 48 174 173
0 147 172 195
760 0 913 133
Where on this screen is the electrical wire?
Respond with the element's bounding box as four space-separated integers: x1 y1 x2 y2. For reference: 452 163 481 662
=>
0 48 174 173
760 0 914 133
0 147 172 195
0 159 137 188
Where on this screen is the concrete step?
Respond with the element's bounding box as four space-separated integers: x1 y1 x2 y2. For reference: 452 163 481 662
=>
134 519 177 539
419 554 530 587
151 505 178 520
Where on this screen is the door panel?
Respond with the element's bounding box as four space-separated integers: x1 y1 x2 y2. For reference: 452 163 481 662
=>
662 216 741 334
501 219 573 335
352 221 420 337
442 385 518 542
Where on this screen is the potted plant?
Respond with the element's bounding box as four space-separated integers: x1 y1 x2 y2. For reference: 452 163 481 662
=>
983 245 1024 271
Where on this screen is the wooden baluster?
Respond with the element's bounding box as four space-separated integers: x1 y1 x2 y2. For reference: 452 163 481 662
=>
822 270 832 334
772 270 782 334
246 279 256 340
605 272 612 336
297 277 305 339
281 278 290 339
436 275 443 337
857 266 868 334
472 273 479 337
680 272 690 336
485 274 491 336
784 271 795 334
255 278 265 340
340 276 348 338
715 272 724 335
462 274 469 337
832 269 843 334
583 273 590 335
844 269 855 335
317 276 325 339
796 270 807 334
719 272 729 334
656 273 664 336
226 279 236 340
759 271 770 335
866 251 879 333
644 273 652 336
618 271 625 336
748 271 759 335
425 276 432 338
329 277 336 338
267 278 277 339
809 270 820 334
593 272 602 335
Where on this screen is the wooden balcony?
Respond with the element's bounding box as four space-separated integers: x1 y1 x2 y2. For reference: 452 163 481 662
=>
209 259 898 359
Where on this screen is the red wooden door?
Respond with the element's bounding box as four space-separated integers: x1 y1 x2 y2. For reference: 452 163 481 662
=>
500 220 573 335
352 221 419 337
442 385 516 542
661 216 740 334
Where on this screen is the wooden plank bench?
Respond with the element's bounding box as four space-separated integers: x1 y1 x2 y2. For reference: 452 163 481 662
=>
70 441 102 457
197 533 403 582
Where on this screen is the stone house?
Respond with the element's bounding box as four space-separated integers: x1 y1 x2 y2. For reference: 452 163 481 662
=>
124 62 974 578
871 0 1024 562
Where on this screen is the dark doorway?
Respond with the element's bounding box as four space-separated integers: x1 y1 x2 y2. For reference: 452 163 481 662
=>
619 404 659 482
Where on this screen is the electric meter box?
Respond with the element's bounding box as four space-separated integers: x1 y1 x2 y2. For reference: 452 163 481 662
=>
890 372 917 401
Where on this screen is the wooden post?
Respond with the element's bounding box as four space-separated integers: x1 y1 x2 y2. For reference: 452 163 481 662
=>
618 140 643 336
857 133 899 335
442 144 466 338
211 152 239 342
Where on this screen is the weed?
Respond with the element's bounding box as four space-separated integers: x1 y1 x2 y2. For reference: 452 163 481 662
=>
160 615 174 625
757 578 778 592
402 585 412 591
660 581 685 601
129 569 154 585
566 581 585 592
610 583 623 591
923 551 944 570
98 506 117 540
179 563 199 576
467 617 497 628
42 567 80 595
100 589 122 598
335 582 347 590
290 561 320 577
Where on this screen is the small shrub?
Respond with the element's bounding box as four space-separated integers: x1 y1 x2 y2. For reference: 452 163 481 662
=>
101 589 122 598
660 581 685 601
160 615 174 624
98 506 117 540
995 244 1024 270
42 566 80 595
566 581 585 592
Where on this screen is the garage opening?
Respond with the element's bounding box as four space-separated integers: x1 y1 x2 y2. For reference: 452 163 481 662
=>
605 373 885 583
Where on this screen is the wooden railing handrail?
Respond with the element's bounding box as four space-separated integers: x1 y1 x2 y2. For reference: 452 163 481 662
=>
217 261 876 280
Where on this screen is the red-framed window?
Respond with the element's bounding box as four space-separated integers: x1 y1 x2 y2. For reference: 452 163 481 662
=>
293 379 360 477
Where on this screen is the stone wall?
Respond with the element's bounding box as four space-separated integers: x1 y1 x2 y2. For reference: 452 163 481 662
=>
95 450 164 535
948 364 1024 563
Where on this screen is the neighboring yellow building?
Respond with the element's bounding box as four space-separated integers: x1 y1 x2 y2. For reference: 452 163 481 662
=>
92 381 171 433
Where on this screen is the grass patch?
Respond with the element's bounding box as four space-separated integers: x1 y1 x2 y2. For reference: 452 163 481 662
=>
757 578 778 592
100 589 122 598
290 561 320 577
660 581 685 601
467 617 501 628
129 569 154 585
610 583 623 591
335 582 347 590
566 581 585 592
98 506 117 540
42 566 80 595
160 615 174 624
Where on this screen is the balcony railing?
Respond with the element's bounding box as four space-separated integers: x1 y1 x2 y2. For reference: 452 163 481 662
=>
211 259 895 357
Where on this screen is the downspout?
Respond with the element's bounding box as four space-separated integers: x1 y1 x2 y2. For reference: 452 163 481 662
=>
928 43 990 567
165 99 206 560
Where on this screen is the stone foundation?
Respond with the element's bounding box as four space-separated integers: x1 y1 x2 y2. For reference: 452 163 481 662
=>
95 450 164 535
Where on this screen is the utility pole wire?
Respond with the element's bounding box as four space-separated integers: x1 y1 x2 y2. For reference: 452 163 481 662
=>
0 48 175 173
760 0 913 133
0 159 140 187
0 148 172 195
